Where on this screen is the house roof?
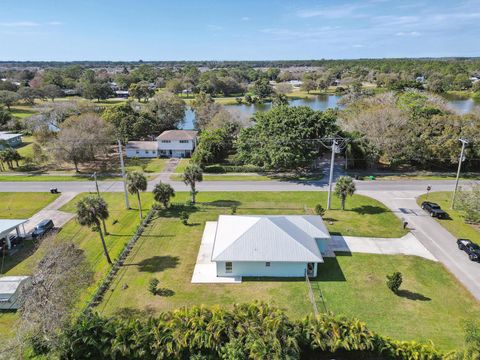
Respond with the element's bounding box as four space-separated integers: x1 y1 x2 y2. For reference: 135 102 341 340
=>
0 132 22 141
211 215 329 262
126 141 158 151
0 276 29 295
157 130 198 141
0 219 28 237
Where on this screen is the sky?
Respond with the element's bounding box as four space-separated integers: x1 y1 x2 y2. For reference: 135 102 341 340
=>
0 0 479 61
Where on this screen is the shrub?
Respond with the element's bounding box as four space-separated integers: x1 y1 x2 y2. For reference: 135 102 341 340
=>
314 204 325 216
386 271 402 293
180 211 189 225
148 278 159 295
230 205 237 215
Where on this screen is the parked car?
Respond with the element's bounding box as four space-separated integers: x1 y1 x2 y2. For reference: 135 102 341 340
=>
457 239 480 262
421 201 448 218
31 219 55 239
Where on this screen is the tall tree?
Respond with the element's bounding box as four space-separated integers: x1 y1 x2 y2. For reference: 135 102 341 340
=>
182 164 203 204
0 90 20 110
147 92 186 133
153 181 175 208
334 176 356 210
76 195 112 264
126 171 148 220
41 84 63 101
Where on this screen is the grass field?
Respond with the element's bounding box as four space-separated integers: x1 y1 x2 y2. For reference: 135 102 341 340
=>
0 174 121 182
0 192 60 218
124 158 167 173
174 158 190 173
98 192 477 351
417 191 480 244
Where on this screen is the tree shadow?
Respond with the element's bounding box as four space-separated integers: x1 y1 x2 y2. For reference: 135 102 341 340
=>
203 200 241 208
123 255 180 273
396 289 431 301
158 204 198 218
156 288 175 297
350 205 387 215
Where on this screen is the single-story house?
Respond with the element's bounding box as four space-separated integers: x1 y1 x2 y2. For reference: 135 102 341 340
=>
210 215 330 278
115 90 129 98
157 130 198 158
125 141 158 158
125 130 198 159
0 276 30 310
0 131 22 148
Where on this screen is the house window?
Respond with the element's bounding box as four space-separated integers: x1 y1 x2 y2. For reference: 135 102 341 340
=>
145 150 149 154
161 140 171 143
225 262 233 273
136 151 139 154
179 140 189 143
265 262 271 267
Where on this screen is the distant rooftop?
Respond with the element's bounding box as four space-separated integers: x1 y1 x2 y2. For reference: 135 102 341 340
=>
0 132 22 141
0 276 30 295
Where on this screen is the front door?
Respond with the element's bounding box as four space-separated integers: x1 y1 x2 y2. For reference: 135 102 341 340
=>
307 263 315 277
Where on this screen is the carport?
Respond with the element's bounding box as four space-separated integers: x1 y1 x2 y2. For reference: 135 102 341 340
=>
0 219 28 249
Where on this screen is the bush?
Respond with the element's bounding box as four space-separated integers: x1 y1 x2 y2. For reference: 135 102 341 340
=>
314 204 325 216
386 272 402 293
230 205 237 215
204 164 265 173
180 211 189 225
148 278 159 295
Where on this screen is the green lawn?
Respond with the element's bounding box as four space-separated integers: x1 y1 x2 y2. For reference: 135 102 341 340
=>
0 192 60 218
0 174 121 182
124 158 167 173
97 192 478 351
417 191 480 243
174 158 190 173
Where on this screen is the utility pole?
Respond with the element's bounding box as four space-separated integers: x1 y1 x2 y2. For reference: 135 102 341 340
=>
327 139 337 210
91 171 108 235
118 140 130 209
451 138 468 209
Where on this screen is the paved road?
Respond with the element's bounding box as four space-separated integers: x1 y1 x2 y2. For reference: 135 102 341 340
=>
362 190 480 300
0 178 474 193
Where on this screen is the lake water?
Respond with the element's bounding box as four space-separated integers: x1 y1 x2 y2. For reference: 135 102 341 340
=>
180 94 479 129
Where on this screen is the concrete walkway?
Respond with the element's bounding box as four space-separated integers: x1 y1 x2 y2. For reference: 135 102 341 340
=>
191 221 242 284
24 192 77 232
328 233 437 261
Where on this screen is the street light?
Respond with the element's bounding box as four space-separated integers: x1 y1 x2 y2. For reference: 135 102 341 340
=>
451 138 468 209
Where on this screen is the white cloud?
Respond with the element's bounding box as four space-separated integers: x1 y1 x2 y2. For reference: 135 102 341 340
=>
0 21 39 27
396 31 421 36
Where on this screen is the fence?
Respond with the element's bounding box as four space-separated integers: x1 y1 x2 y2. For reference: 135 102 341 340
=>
83 206 158 312
305 273 319 317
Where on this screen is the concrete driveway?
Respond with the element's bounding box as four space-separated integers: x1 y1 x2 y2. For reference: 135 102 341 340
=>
362 190 480 301
191 221 241 284
329 233 437 261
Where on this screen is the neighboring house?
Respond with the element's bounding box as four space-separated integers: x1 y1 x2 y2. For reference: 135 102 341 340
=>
0 131 22 149
0 276 30 310
115 90 129 98
416 76 425 83
125 141 158 158
210 215 330 278
157 130 198 158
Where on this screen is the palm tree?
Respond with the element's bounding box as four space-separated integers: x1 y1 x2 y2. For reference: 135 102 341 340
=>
76 195 111 264
126 171 147 220
182 164 203 204
334 176 356 210
153 181 175 208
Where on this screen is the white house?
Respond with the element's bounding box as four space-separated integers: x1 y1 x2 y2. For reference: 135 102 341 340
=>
157 130 198 158
0 276 30 310
0 131 22 149
210 215 330 278
125 141 158 158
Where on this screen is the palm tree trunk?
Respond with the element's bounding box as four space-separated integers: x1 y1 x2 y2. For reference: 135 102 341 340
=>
137 191 143 220
102 219 108 235
341 196 346 210
191 183 196 204
97 225 112 264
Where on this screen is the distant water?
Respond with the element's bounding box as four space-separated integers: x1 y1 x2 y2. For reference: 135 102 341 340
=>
443 96 480 114
180 94 342 129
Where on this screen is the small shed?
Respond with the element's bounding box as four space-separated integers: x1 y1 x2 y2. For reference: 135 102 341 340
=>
0 219 28 249
0 276 30 310
0 131 22 148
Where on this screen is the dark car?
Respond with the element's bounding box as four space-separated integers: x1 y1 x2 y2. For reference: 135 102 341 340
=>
421 201 448 218
31 219 54 239
457 239 480 262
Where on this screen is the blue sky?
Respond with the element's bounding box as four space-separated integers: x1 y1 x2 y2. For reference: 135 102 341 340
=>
0 0 479 60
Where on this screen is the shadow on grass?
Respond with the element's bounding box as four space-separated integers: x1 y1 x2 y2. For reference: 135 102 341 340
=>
124 255 180 273
350 205 387 215
202 200 241 207
243 276 304 282
397 289 431 301
0 241 37 275
158 204 199 218
315 257 347 282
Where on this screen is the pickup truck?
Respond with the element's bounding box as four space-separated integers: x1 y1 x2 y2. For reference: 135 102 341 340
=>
421 201 448 219
457 239 480 262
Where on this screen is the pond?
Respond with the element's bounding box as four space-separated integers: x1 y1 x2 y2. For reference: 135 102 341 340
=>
180 93 480 129
181 94 342 129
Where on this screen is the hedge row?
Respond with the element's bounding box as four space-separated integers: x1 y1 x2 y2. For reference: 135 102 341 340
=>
204 164 265 173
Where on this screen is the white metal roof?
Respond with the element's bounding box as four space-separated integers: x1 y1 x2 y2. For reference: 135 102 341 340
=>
0 132 22 141
0 219 28 237
211 215 329 262
0 276 29 295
